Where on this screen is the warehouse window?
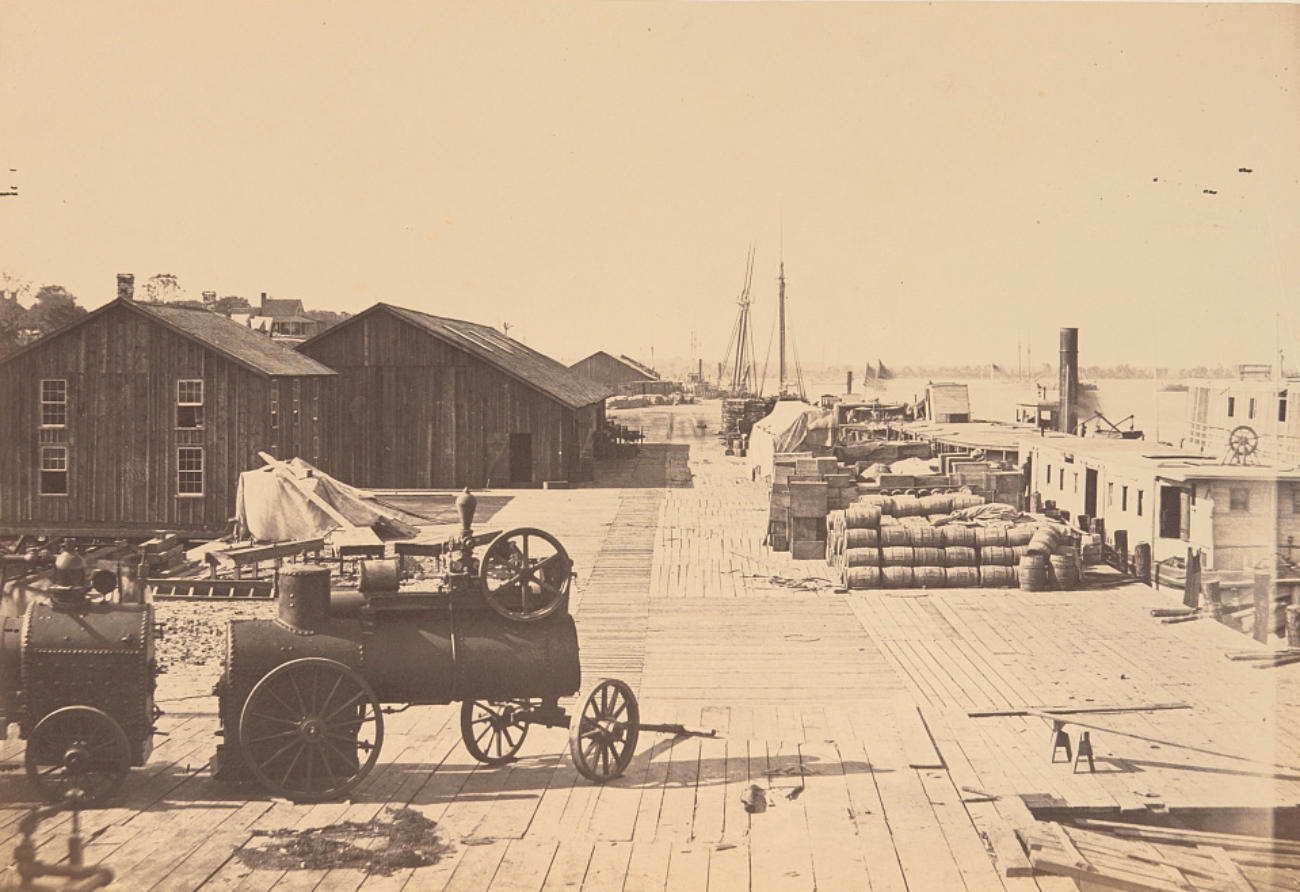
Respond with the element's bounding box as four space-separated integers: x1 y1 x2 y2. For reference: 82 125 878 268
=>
1227 396 1236 417
1248 398 1257 419
1137 490 1144 517
40 379 67 428
1281 397 1289 424
40 445 68 495
178 447 204 496
176 379 204 429
1059 468 1065 490
1121 486 1129 511
1073 472 1079 494
1107 482 1113 506
1230 487 1249 512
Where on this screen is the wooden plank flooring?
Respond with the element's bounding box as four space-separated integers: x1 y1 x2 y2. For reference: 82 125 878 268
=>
3 404 1298 890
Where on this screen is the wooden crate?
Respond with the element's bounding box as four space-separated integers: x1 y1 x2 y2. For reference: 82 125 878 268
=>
789 515 827 543
791 539 827 561
788 481 828 517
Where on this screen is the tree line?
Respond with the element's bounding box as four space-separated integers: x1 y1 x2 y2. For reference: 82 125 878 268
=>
0 273 348 358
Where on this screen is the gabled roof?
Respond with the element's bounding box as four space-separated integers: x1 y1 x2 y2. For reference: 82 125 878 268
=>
261 298 306 317
1 299 336 378
571 350 659 381
302 303 612 409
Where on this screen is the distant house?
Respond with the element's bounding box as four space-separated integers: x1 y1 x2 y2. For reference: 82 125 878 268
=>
0 278 336 537
257 294 321 340
570 351 677 397
297 304 612 488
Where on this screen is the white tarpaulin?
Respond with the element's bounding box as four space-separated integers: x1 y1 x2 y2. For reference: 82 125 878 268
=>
748 401 829 479
235 457 420 542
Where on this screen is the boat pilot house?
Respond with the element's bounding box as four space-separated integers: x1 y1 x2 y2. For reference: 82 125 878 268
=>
297 303 611 489
0 294 337 537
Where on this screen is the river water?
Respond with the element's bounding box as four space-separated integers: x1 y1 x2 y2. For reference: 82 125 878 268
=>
802 376 1198 446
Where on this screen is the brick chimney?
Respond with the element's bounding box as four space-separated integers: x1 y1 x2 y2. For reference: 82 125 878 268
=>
117 273 135 302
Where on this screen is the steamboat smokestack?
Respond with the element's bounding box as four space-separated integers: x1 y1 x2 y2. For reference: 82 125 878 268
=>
117 273 134 302
1058 327 1079 434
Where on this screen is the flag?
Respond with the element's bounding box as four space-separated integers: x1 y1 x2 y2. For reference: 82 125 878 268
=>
876 359 894 381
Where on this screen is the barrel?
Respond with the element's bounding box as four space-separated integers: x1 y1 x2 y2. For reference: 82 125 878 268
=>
951 493 986 511
1011 545 1030 562
1006 525 1035 547
979 545 1016 567
845 503 882 529
881 566 915 588
913 566 946 589
979 565 1017 588
877 496 897 517
1026 531 1057 556
845 528 879 549
844 566 882 590
912 547 944 567
945 566 980 587
1017 554 1049 591
974 526 1009 548
942 546 978 567
880 546 914 567
1049 555 1081 589
921 493 954 515
879 526 910 547
940 525 978 548
844 547 882 568
892 495 924 517
906 525 942 547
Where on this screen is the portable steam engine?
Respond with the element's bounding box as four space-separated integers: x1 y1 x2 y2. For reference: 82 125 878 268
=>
212 490 646 802
0 548 160 803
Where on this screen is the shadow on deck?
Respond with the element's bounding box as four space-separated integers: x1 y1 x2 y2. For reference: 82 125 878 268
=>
591 444 694 489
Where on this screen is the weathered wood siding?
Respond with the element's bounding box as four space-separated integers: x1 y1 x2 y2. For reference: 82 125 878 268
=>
301 309 597 488
0 304 328 535
570 352 652 389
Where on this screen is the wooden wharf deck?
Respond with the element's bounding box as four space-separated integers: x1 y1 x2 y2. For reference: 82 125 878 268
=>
3 403 1299 890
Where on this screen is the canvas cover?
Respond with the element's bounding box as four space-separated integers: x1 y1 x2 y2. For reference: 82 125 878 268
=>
748 401 829 478
235 457 421 542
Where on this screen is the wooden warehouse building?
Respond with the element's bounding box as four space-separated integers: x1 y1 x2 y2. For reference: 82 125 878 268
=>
297 304 612 489
0 284 337 537
569 350 662 395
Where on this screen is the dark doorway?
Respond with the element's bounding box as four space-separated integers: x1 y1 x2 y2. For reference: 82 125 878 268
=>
509 433 532 485
1084 467 1098 519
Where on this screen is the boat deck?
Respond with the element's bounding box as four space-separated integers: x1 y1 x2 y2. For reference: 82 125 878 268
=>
2 403 1298 891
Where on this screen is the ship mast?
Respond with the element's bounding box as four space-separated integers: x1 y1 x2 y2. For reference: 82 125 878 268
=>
718 244 760 397
778 261 787 396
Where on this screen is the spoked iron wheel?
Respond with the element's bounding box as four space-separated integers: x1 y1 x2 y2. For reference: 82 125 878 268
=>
25 706 131 804
238 658 384 803
569 679 640 783
479 528 572 622
460 700 532 766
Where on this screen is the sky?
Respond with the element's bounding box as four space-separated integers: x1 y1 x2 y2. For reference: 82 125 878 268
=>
2 1 1298 372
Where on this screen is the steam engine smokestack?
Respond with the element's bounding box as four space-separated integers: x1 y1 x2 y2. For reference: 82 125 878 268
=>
1058 327 1079 434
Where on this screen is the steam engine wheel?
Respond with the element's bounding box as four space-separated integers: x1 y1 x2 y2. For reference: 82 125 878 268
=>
238 658 384 803
25 706 131 803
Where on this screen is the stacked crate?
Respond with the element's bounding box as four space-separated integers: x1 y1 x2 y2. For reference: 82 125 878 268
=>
769 454 852 555
788 480 829 560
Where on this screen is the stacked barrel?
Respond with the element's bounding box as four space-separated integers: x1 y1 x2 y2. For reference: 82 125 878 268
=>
829 494 1083 591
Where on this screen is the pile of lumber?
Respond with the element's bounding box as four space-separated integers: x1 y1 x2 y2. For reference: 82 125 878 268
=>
1019 819 1300 891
